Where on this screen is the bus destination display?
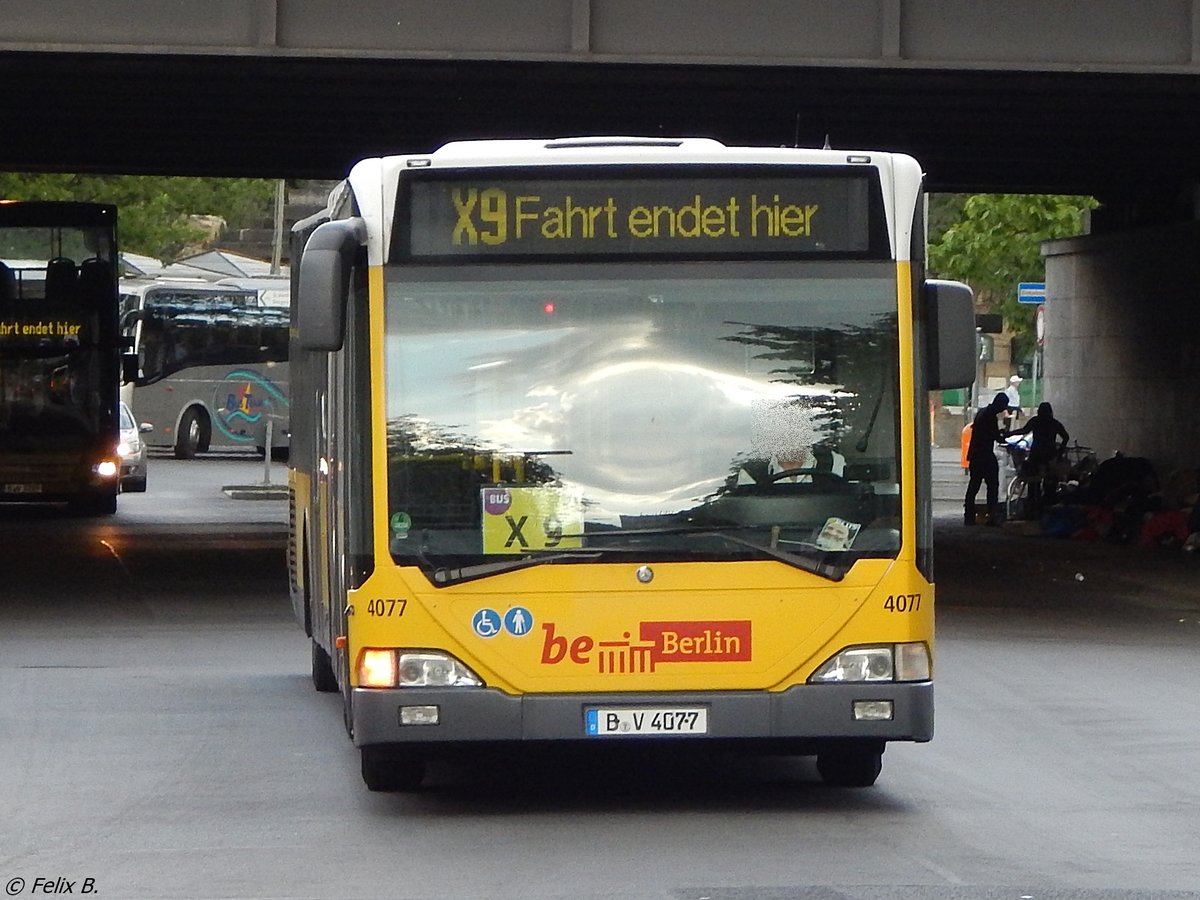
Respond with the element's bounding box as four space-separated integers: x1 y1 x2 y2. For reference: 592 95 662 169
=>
1 317 86 342
403 172 877 259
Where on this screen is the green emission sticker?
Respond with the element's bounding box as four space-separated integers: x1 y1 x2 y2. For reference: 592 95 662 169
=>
390 511 412 538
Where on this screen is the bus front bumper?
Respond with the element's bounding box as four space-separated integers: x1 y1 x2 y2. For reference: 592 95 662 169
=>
352 682 933 748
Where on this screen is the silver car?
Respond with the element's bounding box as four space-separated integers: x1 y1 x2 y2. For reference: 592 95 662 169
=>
118 401 151 492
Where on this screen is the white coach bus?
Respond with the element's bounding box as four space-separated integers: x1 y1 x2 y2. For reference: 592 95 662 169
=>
120 278 289 458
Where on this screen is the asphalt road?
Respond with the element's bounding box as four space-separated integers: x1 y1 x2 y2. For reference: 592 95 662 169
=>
1 455 1198 900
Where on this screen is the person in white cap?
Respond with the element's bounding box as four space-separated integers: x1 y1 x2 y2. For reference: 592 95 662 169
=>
1004 374 1023 426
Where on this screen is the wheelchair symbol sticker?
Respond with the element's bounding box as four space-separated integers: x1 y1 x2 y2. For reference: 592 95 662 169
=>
472 608 502 638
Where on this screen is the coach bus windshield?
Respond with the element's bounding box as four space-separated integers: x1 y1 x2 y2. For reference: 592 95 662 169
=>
383 261 901 582
0 226 114 452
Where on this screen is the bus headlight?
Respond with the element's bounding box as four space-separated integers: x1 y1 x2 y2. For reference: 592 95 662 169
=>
93 459 119 480
399 652 482 687
356 649 483 688
808 642 930 684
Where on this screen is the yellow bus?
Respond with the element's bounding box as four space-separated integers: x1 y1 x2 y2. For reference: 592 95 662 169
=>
289 137 975 791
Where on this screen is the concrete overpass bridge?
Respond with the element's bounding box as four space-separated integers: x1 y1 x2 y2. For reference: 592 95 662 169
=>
3 0 1199 473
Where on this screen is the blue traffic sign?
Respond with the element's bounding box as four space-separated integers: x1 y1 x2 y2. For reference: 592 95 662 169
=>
1017 282 1046 304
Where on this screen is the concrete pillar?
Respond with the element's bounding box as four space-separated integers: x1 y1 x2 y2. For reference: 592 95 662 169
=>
1042 223 1200 474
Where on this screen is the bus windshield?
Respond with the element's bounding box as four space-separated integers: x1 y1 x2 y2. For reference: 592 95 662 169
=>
384 260 901 582
0 224 115 453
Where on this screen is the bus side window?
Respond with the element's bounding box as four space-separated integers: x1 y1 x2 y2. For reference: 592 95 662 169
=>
140 317 166 381
172 326 201 371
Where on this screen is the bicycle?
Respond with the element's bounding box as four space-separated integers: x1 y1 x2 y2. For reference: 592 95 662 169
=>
1054 441 1097 503
1002 434 1033 520
1060 440 1097 474
1006 441 1095 520
1005 466 1036 520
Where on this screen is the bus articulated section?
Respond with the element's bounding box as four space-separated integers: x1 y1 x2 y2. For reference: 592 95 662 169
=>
288 137 976 791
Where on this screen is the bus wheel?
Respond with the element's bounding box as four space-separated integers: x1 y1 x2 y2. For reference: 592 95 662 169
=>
816 744 883 787
174 408 210 459
70 488 118 517
311 639 339 693
361 746 426 792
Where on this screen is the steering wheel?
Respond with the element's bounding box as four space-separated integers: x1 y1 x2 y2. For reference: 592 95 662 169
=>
765 468 848 488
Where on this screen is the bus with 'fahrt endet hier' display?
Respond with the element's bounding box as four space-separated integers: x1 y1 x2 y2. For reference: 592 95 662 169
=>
1 201 130 515
288 136 976 791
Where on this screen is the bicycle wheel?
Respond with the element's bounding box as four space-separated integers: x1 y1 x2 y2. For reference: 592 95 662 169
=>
1006 475 1030 520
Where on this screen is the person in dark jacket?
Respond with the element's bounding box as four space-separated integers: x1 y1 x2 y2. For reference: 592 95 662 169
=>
1010 402 1069 468
964 392 1011 525
1006 401 1071 515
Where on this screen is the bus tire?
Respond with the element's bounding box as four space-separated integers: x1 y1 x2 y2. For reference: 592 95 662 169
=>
311 639 339 693
70 488 118 517
174 407 210 459
816 744 883 787
122 475 147 493
361 746 425 792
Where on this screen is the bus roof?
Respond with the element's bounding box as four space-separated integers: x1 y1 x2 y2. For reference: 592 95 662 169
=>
119 277 259 297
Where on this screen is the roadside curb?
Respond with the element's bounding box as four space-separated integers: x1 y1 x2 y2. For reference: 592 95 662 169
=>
222 484 288 501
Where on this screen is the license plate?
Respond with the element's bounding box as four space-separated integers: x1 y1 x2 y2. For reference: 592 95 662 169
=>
3 483 43 494
585 706 708 737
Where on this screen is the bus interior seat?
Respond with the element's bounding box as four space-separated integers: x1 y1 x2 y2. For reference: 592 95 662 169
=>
44 257 78 301
78 257 109 300
0 261 15 303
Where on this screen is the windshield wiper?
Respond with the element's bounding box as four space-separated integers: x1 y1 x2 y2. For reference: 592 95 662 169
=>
584 525 847 582
430 550 603 586
414 527 846 586
703 531 846 582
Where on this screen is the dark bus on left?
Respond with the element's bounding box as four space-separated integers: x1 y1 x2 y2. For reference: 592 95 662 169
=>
0 201 129 515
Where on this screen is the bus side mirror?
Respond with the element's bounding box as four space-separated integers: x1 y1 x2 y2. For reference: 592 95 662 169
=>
121 353 139 385
298 218 366 351
925 279 976 390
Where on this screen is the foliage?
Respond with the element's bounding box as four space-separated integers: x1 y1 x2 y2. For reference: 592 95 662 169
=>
0 173 277 263
926 193 968 246
927 193 1097 344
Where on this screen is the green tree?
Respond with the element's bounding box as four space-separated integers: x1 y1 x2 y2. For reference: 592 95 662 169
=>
0 173 276 263
928 193 1097 343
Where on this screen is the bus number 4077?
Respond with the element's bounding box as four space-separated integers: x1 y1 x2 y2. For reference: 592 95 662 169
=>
366 598 407 617
883 593 921 613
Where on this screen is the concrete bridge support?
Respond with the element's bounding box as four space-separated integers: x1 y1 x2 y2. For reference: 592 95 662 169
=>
1043 223 1200 476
